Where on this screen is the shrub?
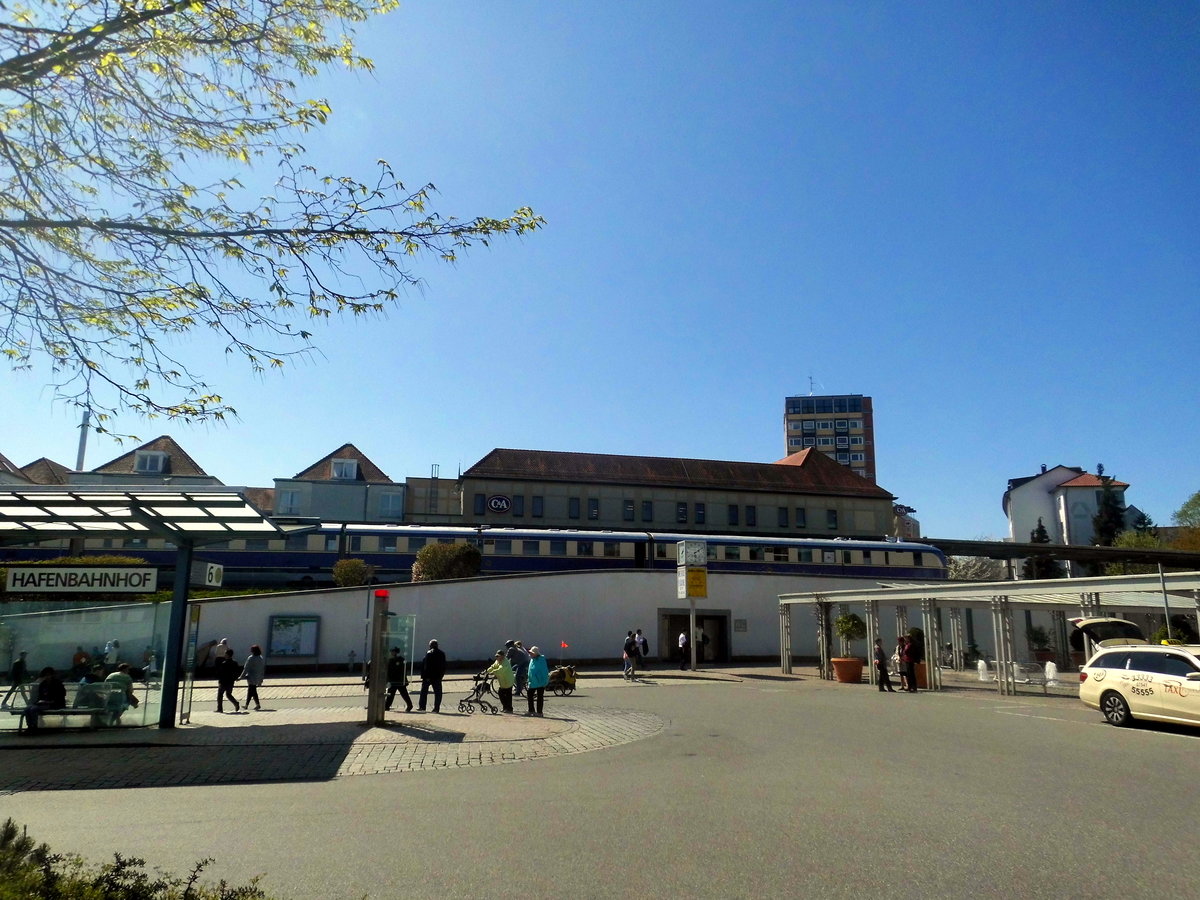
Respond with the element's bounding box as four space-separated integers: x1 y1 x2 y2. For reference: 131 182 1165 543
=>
332 558 376 587
411 543 482 582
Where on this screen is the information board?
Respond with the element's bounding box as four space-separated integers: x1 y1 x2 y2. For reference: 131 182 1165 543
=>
268 615 321 656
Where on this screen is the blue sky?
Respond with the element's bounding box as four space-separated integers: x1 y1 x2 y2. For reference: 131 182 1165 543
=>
3 1 1198 539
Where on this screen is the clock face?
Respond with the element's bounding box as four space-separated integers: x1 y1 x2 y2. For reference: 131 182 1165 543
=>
677 541 707 566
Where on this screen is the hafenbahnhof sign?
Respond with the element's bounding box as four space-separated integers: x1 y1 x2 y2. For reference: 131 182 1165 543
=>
5 567 159 593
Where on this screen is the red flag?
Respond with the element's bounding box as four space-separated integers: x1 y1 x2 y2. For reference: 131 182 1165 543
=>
560 641 569 648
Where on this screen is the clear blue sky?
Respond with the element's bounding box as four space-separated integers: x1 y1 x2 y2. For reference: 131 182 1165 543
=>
4 1 1198 539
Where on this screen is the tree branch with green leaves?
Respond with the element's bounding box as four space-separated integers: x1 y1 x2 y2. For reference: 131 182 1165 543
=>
0 0 543 433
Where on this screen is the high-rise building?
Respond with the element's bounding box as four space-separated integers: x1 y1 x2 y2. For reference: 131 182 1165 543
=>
783 394 875 482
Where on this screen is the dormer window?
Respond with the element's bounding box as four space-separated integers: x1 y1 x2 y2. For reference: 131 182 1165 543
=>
134 451 167 474
331 459 358 480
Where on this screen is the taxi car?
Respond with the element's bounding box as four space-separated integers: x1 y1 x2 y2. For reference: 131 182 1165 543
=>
1074 617 1200 728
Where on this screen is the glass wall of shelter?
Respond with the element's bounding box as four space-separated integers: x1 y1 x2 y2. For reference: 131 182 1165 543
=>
1 601 169 731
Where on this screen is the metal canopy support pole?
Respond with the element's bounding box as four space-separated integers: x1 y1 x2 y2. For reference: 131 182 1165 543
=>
160 538 194 728
779 603 793 675
814 602 832 681
366 590 389 726
949 607 964 671
922 598 942 691
998 595 1015 696
865 598 879 686
895 605 908 640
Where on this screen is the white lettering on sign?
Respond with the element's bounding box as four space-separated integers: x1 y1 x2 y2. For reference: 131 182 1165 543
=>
5 567 159 593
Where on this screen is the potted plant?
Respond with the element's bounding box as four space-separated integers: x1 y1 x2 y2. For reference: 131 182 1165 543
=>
831 613 868 683
1026 625 1055 663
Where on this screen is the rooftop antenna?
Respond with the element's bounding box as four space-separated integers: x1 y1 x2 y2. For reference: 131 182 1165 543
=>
807 375 824 396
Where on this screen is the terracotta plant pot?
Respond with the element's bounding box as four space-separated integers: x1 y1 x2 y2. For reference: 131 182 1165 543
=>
831 657 864 683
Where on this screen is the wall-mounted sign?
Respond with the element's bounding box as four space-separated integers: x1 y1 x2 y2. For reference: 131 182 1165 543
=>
5 567 158 593
268 615 320 657
487 495 512 513
190 561 224 588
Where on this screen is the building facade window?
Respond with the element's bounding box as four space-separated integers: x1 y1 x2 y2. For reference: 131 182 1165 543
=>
331 459 358 480
134 451 166 474
512 495 525 517
641 500 654 523
777 506 789 527
568 497 581 519
695 502 706 525
795 507 807 528
676 502 688 524
728 504 739 526
746 505 757 526
588 498 600 520
379 493 402 518
277 490 301 515
473 493 486 515
532 496 544 518
803 437 816 447
826 509 838 530
788 437 802 448
623 500 635 522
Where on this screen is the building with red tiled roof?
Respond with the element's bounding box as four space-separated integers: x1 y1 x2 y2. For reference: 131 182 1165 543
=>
1003 465 1142 571
457 447 901 538
74 435 220 486
273 443 405 523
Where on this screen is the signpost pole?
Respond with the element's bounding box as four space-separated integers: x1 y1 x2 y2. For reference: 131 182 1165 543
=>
160 538 194 729
366 590 390 726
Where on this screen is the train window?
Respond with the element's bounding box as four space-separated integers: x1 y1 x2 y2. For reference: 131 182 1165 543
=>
655 544 668 558
708 544 718 561
862 550 872 563
842 550 852 564
408 537 426 551
749 547 765 561
349 536 362 553
795 507 807 528
826 510 838 530
913 551 923 566
623 500 635 522
772 546 788 562
438 538 454 544
522 540 540 555
745 506 757 526
777 507 788 527
207 540 230 551
695 502 706 524
473 493 486 515
577 541 594 557
822 550 837 564
512 496 525 517
532 496 544 518
588 498 600 520
123 537 148 548
550 540 567 556
568 498 580 519
494 540 512 554
324 535 339 552
246 538 270 551
728 505 739 526
642 500 653 522
724 545 740 561
604 542 621 558
378 536 397 552
798 549 813 562
676 502 688 523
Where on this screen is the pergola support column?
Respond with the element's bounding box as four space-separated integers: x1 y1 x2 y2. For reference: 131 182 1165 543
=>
779 602 793 674
865 598 880 686
991 595 1015 696
921 598 942 691
814 602 832 681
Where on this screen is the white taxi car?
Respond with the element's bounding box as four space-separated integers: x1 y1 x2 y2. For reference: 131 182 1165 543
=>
1075 617 1200 728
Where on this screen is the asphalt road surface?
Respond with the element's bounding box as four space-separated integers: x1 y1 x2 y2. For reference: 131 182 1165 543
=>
5 676 1199 899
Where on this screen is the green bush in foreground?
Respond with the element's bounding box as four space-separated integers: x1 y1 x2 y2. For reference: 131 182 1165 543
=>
0 818 272 900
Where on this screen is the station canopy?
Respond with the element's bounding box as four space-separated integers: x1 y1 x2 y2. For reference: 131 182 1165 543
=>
0 485 314 546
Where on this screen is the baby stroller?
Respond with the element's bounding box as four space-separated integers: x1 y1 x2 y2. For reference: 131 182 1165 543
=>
458 672 501 715
547 665 577 696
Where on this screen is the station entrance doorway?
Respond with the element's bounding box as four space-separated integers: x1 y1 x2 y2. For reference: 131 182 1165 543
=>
659 610 729 666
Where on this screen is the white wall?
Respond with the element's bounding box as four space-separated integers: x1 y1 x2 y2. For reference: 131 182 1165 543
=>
193 570 908 668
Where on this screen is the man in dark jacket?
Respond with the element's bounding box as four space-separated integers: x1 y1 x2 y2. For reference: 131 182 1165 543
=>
214 649 241 713
384 647 413 712
418 639 447 713
24 666 67 733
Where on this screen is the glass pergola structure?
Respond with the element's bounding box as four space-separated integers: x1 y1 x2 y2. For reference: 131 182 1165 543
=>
0 486 317 727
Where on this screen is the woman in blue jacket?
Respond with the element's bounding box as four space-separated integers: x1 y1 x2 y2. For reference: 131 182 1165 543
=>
525 646 550 717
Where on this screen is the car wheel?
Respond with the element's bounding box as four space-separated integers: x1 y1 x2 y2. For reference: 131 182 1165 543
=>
1100 690 1133 727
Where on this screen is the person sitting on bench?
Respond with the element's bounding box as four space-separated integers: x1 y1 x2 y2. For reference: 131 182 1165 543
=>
23 667 67 734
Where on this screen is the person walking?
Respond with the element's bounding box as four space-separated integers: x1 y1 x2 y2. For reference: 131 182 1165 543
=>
678 630 690 670
622 630 638 680
894 636 908 690
485 650 515 713
214 648 241 713
384 647 413 712
874 638 896 693
2 650 30 708
240 644 266 710
418 639 447 713
525 646 549 717
635 628 649 668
